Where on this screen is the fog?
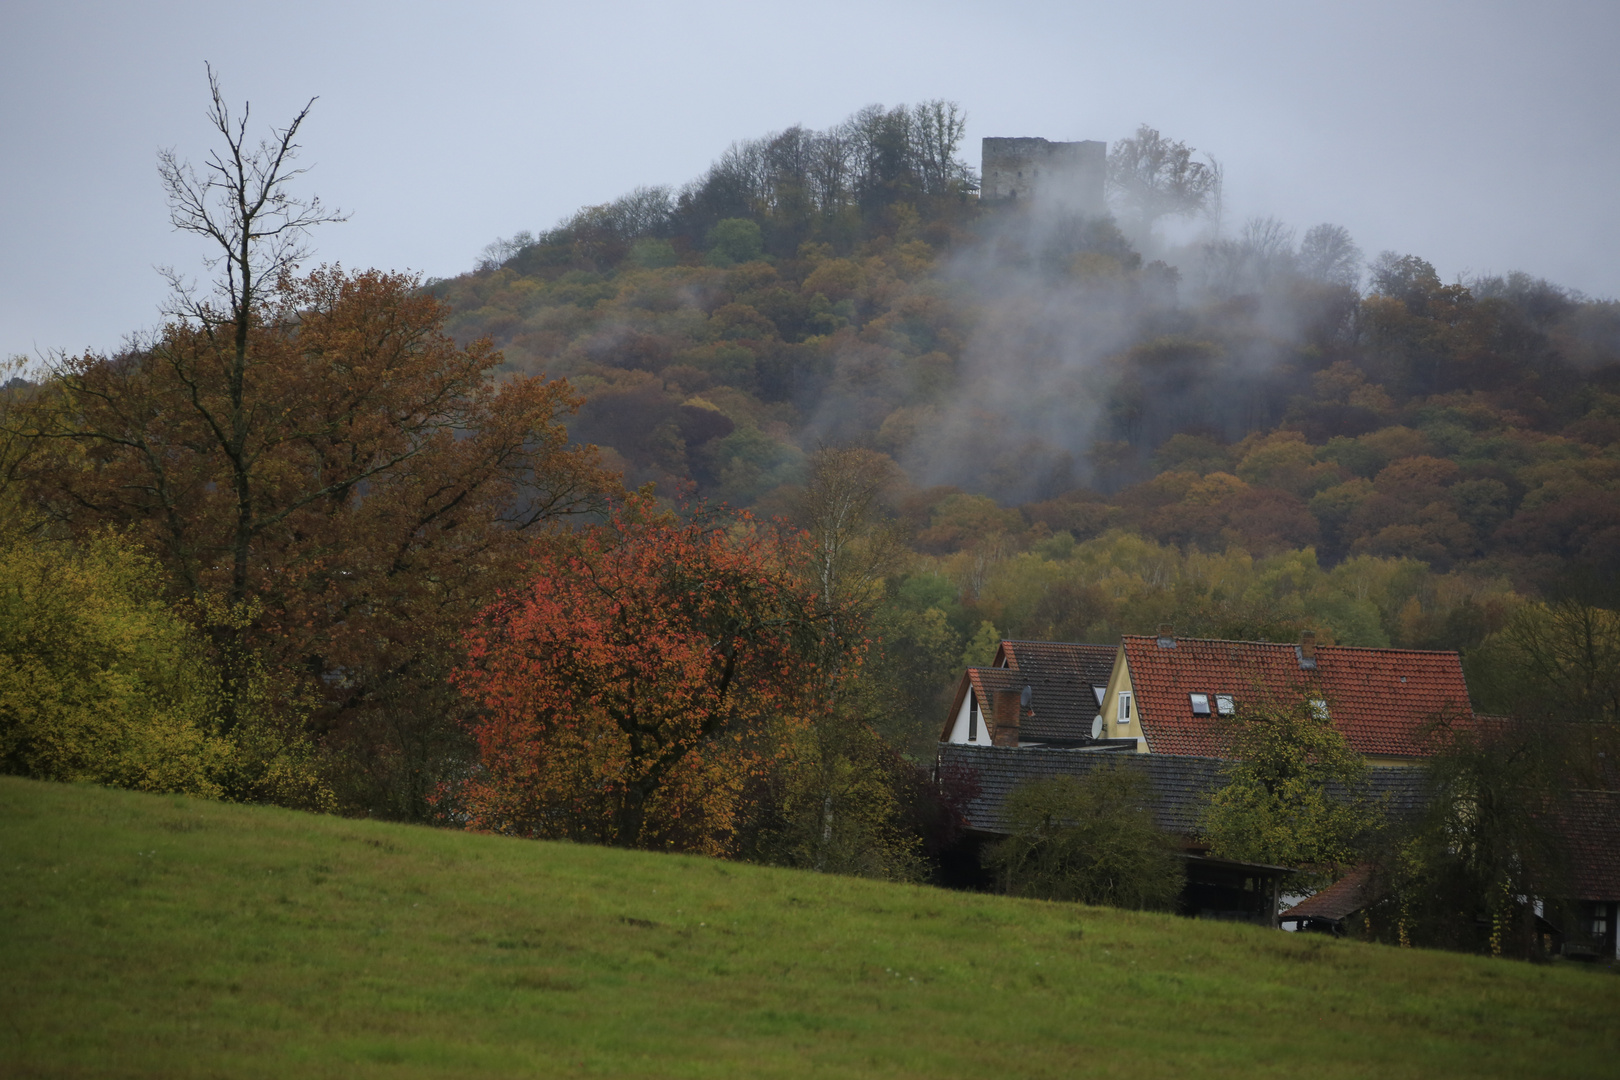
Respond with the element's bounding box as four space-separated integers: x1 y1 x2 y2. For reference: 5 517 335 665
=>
4 0 1618 363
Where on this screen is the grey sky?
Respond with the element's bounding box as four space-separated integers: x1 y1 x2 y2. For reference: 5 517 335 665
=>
4 0 1617 363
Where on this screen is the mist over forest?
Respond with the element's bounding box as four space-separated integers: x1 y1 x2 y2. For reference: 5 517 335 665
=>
435 102 1620 605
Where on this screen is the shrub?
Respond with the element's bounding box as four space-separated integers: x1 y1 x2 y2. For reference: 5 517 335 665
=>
989 765 1183 909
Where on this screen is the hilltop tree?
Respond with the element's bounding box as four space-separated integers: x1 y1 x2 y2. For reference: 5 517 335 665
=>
1107 124 1223 237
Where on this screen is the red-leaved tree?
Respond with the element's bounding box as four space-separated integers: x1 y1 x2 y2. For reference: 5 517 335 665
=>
453 494 834 852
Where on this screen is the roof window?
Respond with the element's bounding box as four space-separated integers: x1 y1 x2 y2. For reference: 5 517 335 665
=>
1189 693 1211 716
1310 697 1330 721
1215 694 1235 716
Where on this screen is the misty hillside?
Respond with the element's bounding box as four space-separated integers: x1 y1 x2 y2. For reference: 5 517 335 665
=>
429 105 1620 704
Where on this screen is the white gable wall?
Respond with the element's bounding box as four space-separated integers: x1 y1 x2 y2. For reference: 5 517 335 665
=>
945 687 993 745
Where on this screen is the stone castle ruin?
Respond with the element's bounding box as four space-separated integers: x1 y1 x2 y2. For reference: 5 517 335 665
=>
980 137 1106 216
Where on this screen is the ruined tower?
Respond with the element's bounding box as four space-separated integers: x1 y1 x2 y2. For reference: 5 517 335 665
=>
980 137 1107 215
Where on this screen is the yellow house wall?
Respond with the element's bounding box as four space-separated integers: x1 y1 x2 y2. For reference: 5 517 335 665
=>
1100 646 1148 753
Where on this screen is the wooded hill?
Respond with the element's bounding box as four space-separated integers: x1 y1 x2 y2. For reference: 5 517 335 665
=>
429 104 1620 719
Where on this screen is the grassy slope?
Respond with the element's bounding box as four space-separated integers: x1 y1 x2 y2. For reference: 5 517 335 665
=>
0 777 1612 1079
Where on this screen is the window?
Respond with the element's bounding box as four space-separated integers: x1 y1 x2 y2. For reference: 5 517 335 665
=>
1310 698 1330 721
1189 693 1210 716
1117 692 1132 724
1215 694 1235 716
968 690 979 742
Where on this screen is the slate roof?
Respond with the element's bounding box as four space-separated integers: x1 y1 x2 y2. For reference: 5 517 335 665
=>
1562 789 1620 901
997 640 1118 687
1121 635 1472 758
936 742 1429 837
939 743 1224 835
983 640 1116 744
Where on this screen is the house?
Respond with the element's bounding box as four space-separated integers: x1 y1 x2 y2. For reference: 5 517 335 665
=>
1097 628 1473 762
940 639 1124 748
935 741 1430 924
934 631 1620 940
942 630 1474 763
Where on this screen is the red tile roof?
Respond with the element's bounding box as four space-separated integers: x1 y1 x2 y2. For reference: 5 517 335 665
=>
1121 635 1472 758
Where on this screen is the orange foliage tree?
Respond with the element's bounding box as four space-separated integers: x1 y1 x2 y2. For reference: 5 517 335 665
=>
15 268 613 816
453 495 839 852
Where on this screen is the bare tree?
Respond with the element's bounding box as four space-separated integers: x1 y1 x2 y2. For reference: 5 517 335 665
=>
158 64 347 355
1202 216 1297 296
1106 124 1222 237
140 65 348 610
1298 223 1363 288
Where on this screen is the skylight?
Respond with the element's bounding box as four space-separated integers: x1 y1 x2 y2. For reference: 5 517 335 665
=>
1189 693 1211 716
1215 694 1235 716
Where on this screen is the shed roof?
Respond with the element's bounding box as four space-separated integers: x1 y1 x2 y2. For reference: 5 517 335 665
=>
1280 864 1379 923
1121 635 1471 758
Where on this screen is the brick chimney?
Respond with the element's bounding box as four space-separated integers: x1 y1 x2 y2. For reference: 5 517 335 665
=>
992 690 1021 746
1157 624 1175 648
1298 630 1318 670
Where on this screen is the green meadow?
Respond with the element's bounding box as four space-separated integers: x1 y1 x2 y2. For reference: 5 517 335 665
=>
1 776 1612 1078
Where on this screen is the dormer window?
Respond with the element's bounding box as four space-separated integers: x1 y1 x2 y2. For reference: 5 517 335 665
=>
1215 694 1235 716
1092 685 1106 707
1189 693 1210 716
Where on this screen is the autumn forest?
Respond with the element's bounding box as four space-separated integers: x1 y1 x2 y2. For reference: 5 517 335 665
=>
4 92 1618 889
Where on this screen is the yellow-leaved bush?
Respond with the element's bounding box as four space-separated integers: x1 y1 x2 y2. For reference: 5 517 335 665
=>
0 526 330 808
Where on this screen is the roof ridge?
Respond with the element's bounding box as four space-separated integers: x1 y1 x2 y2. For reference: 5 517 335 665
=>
1005 639 1116 648
1122 634 1461 656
